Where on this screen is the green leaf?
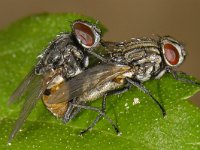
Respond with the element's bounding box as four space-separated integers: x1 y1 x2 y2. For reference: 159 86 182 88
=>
0 13 199 150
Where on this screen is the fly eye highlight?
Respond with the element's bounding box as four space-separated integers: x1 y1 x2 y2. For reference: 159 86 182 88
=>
72 21 101 49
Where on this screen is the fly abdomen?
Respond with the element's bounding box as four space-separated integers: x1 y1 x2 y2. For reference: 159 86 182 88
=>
78 79 125 102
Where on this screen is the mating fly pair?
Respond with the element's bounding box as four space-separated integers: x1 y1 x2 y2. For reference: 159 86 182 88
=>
8 20 199 143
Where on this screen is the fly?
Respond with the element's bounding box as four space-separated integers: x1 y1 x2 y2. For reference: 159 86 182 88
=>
8 20 104 143
45 36 200 135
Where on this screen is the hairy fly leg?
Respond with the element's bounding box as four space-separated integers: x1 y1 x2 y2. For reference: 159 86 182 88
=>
125 78 166 117
79 94 108 135
70 100 120 135
63 98 84 123
86 49 117 65
79 85 131 135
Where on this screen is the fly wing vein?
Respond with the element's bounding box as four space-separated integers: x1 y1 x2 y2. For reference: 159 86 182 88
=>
48 64 130 104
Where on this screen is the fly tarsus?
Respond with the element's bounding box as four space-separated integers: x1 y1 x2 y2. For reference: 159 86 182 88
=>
79 114 103 135
170 70 200 86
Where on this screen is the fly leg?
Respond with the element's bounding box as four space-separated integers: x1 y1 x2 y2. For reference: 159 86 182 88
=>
126 78 166 117
79 85 131 135
107 84 132 95
170 70 200 85
71 101 120 135
86 49 118 65
63 98 83 123
79 94 109 135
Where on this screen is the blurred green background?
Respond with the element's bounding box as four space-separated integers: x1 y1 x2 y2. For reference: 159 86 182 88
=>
0 0 199 106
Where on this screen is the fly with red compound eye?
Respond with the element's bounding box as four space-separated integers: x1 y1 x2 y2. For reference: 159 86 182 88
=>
46 36 200 135
7 20 106 143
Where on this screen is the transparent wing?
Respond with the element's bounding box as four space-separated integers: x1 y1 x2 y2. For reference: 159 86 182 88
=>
8 69 36 104
8 72 53 143
48 64 130 104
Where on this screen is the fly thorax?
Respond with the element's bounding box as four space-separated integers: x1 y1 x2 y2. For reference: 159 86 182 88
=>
136 64 154 82
35 49 64 75
46 50 64 66
124 50 146 63
63 44 86 68
35 33 86 76
135 54 160 65
110 52 125 64
63 63 82 78
62 53 84 78
152 55 162 72
63 45 84 60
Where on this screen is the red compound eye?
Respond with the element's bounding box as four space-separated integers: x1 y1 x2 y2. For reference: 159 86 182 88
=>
164 43 179 65
73 22 95 47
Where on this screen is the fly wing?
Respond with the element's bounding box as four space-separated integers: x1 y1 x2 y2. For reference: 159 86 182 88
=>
8 71 53 143
48 64 130 104
8 69 36 104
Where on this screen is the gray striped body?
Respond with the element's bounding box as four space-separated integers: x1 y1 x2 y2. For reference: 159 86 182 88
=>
102 38 165 82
